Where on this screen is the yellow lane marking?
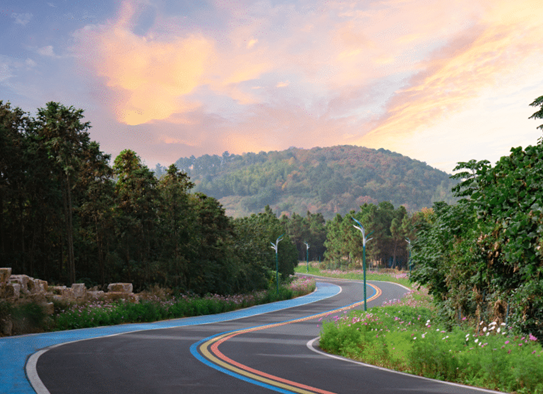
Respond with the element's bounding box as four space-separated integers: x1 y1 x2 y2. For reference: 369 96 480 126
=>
198 283 383 393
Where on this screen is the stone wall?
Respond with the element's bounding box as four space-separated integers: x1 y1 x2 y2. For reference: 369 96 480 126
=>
0 268 138 336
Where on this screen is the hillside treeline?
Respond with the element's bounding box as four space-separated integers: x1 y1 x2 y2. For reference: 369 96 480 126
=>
0 101 298 293
324 202 429 270
411 95 543 339
165 145 456 219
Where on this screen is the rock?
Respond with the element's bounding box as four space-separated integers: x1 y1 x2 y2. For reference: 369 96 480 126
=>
107 283 133 293
10 275 30 292
37 280 48 292
4 283 21 299
104 292 138 302
49 286 66 295
0 268 12 284
27 278 45 294
60 287 74 299
87 290 105 300
71 283 87 299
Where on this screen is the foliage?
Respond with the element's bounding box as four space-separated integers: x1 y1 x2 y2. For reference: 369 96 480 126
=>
0 101 297 294
323 202 428 269
320 289 543 393
294 265 412 288
52 277 315 331
172 146 457 219
411 99 543 339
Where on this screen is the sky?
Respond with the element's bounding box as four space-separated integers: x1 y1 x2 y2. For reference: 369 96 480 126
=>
1 0 543 174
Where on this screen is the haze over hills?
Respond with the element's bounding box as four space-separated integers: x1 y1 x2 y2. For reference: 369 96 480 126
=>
161 146 457 219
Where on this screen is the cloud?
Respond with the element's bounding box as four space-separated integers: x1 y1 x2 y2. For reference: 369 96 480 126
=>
37 46 56 57
70 0 543 171
357 0 543 148
11 13 33 26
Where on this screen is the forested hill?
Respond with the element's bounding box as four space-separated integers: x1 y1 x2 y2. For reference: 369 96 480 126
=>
164 146 456 219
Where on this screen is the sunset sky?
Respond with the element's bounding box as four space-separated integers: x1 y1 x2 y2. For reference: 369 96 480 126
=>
2 0 543 173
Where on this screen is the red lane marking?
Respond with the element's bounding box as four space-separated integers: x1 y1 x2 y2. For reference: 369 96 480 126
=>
211 333 336 394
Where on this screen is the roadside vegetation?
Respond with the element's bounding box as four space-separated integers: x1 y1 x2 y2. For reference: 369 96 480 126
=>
319 288 543 393
1 276 315 335
294 264 412 288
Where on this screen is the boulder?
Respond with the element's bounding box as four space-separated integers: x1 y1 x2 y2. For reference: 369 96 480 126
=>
0 268 12 284
49 286 66 295
104 292 139 302
10 275 30 292
37 280 48 292
107 283 133 293
87 291 105 300
3 283 21 299
71 283 87 299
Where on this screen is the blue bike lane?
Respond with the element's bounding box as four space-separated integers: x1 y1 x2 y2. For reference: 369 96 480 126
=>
0 282 340 394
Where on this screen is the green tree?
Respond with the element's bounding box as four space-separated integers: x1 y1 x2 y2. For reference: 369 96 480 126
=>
34 102 91 284
529 95 543 131
113 149 158 288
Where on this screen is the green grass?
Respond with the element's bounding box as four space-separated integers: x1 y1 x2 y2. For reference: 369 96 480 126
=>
51 276 316 332
319 288 543 393
295 263 413 288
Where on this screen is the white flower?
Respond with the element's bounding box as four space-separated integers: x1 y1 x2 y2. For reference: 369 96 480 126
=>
475 339 479 343
483 327 487 332
480 321 484 325
436 329 439 331
413 337 417 340
486 332 489 336
497 328 501 333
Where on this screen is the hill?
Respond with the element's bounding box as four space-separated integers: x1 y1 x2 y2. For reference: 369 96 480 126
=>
163 146 456 219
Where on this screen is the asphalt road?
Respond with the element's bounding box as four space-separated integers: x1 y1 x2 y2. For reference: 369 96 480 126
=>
35 278 502 394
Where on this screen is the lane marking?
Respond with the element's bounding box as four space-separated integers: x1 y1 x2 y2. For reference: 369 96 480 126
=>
195 283 382 394
23 282 341 394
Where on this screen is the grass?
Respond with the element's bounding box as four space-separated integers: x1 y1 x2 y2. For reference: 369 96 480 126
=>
294 263 413 288
51 276 316 332
319 287 543 394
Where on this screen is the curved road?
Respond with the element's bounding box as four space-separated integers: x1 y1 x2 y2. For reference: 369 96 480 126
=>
33 278 502 394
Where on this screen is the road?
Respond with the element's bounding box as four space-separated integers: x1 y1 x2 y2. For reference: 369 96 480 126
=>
33 278 502 394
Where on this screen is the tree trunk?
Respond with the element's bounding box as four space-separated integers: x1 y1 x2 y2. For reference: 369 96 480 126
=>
64 174 76 284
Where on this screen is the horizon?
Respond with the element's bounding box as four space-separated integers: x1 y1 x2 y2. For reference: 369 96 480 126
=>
2 0 543 173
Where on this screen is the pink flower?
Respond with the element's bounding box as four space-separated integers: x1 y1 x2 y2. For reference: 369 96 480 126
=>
505 341 509 344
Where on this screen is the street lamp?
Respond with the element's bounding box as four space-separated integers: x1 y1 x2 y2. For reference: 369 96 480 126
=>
271 234 284 294
304 242 310 273
352 217 373 311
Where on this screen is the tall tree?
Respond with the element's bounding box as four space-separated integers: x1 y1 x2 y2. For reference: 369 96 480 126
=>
34 102 91 284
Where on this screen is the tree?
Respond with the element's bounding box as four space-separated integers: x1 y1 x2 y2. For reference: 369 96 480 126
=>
113 149 158 288
529 95 543 131
34 102 91 284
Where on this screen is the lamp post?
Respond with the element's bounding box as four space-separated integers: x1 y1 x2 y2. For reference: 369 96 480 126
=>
271 234 284 294
406 238 412 274
352 217 373 311
304 242 310 273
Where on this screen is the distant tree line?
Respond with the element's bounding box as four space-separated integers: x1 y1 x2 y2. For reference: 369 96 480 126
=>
323 202 430 270
0 101 297 293
167 145 457 219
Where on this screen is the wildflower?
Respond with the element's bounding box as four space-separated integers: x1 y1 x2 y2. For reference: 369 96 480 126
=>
505 341 509 344
529 334 538 341
475 339 479 343
413 337 417 340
